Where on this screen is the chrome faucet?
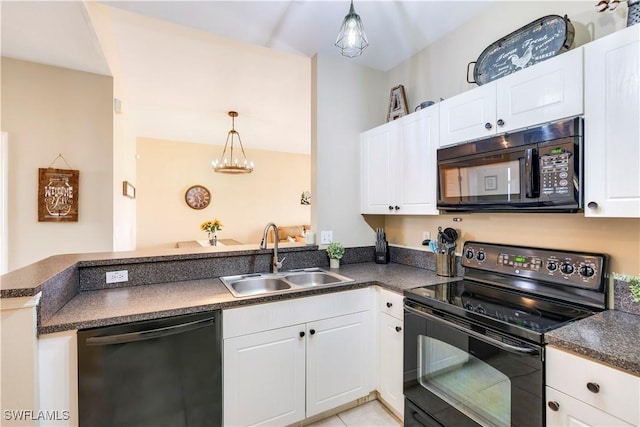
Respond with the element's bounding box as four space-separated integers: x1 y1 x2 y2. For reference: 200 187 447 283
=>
260 222 285 273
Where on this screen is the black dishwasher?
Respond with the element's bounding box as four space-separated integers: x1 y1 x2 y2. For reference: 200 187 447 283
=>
78 311 222 427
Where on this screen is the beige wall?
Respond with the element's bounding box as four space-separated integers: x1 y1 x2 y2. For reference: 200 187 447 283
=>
376 1 639 275
136 137 311 248
312 54 387 248
1 58 114 271
386 1 628 110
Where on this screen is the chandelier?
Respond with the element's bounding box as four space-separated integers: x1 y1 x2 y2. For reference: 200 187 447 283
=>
334 0 369 58
212 111 254 174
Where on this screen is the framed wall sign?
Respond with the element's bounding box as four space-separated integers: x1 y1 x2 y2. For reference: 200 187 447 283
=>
38 168 79 222
388 84 409 121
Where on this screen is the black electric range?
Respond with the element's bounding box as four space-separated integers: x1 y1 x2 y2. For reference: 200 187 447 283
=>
405 241 609 345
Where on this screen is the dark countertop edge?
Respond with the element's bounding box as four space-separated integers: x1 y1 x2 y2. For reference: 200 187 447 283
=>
0 244 318 296
546 337 640 377
545 310 640 377
37 279 385 335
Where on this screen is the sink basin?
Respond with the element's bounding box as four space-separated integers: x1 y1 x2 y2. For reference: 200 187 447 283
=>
284 272 342 287
230 277 291 296
220 268 353 297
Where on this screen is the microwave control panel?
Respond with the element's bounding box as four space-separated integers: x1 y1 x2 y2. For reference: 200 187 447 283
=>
539 142 576 199
462 241 606 290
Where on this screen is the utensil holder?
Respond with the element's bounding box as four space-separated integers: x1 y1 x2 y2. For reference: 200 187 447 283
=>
435 252 455 277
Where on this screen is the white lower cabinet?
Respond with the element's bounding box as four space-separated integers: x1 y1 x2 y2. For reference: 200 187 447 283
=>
306 311 371 417
223 289 373 426
376 288 404 419
38 330 79 427
546 346 640 427
546 387 633 427
223 324 306 426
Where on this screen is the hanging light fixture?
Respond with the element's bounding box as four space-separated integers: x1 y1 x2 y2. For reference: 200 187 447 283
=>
212 111 254 174
334 0 369 58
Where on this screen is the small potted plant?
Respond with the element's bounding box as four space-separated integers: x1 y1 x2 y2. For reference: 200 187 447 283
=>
326 242 345 269
200 219 223 246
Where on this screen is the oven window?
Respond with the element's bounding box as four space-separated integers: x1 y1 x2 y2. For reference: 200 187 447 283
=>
417 336 510 427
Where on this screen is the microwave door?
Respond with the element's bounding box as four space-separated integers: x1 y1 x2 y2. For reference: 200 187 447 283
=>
438 148 529 208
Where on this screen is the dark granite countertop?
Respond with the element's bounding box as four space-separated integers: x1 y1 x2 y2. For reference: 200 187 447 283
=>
546 310 640 376
39 262 457 335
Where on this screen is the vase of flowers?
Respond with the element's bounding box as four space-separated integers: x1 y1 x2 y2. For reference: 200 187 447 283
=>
326 242 345 269
201 219 223 246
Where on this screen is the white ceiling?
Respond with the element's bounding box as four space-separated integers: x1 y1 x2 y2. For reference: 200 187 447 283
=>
1 0 496 153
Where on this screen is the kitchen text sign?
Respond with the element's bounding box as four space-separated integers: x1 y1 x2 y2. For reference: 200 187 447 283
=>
38 168 79 222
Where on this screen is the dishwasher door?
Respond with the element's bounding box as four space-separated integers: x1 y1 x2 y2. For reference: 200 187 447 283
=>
78 311 222 427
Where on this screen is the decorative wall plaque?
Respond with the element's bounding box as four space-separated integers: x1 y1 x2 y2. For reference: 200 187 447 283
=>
388 85 409 121
38 168 79 222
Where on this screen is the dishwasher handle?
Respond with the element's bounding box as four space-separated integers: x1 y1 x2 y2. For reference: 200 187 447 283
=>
85 317 215 346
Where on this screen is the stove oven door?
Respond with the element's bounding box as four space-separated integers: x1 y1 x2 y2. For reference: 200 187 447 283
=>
404 303 543 427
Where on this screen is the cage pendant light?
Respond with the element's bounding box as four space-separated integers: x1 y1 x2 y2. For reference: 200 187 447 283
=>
334 0 369 58
212 111 254 174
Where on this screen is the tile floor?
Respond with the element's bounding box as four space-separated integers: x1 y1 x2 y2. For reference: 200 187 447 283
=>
306 400 401 427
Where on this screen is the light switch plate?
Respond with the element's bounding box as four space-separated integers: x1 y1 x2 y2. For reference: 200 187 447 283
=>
320 231 333 244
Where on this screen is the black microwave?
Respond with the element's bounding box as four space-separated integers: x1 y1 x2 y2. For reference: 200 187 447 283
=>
437 117 583 212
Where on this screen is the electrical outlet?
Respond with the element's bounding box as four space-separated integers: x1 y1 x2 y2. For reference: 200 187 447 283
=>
423 231 431 241
106 270 129 284
320 231 333 244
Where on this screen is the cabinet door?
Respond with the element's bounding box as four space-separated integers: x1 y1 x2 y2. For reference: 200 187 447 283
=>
584 25 640 217
496 47 583 133
39 330 78 426
306 311 372 417
546 387 634 427
361 122 396 214
378 312 404 418
439 82 496 147
224 324 306 426
396 106 440 215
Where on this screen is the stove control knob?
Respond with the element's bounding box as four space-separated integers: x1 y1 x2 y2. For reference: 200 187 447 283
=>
475 305 486 314
463 302 474 311
477 251 486 261
560 263 575 275
465 249 475 260
547 261 558 272
579 265 595 278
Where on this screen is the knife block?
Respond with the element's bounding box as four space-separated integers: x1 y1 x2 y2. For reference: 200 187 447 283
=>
375 242 390 264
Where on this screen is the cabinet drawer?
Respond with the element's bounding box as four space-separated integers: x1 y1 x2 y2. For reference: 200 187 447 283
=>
546 386 633 427
546 347 640 425
223 288 371 338
378 287 404 320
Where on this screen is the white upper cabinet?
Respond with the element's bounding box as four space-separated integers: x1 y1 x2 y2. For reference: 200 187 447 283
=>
584 25 640 218
439 82 497 147
361 105 440 215
440 47 584 147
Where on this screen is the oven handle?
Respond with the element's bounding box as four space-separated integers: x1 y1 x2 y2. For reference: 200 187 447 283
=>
404 304 540 356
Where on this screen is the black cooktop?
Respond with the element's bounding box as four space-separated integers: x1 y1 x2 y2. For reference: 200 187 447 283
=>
404 241 608 344
405 280 595 343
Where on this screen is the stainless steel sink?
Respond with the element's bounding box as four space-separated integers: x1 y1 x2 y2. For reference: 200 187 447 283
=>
229 277 292 296
284 271 343 287
220 268 354 297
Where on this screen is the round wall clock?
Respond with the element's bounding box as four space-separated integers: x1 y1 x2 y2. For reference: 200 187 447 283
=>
185 185 211 210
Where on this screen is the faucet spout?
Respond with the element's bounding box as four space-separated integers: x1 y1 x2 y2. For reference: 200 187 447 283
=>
261 222 283 273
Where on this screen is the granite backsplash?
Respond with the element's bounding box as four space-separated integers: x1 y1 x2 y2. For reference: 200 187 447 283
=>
614 278 640 315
